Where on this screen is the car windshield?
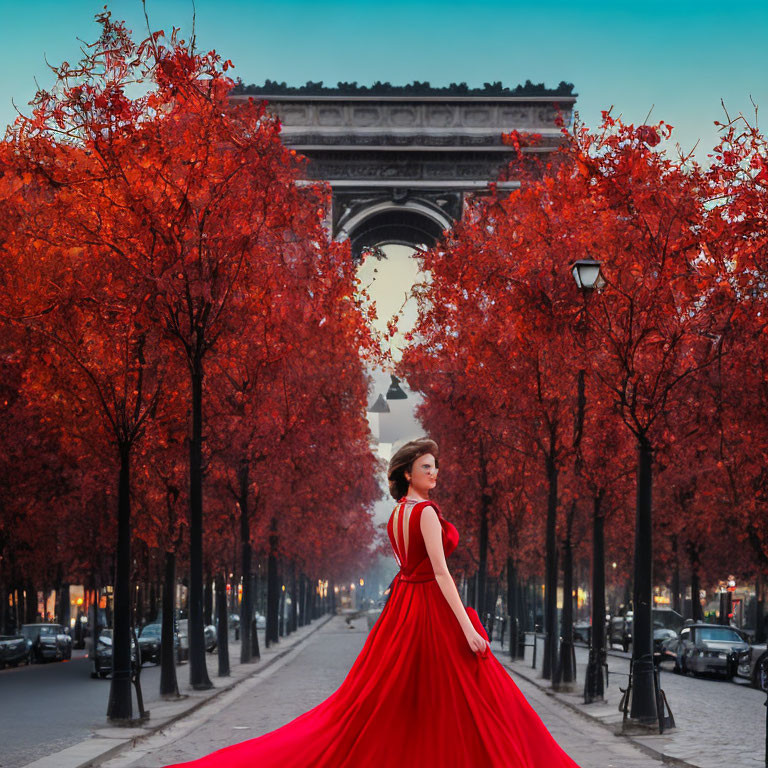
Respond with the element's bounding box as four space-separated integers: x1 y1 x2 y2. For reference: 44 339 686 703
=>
39 626 58 636
652 610 684 630
697 627 743 643
140 625 160 637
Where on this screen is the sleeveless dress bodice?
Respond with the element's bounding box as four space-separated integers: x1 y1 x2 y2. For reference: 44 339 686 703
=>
386 497 459 582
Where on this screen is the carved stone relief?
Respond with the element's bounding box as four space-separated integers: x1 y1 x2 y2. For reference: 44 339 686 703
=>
258 94 573 249
267 99 572 134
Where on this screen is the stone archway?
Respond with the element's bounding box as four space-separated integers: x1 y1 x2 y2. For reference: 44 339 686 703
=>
229 82 577 454
337 197 454 256
230 82 576 256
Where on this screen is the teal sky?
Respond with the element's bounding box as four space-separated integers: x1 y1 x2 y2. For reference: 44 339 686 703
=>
1 0 766 164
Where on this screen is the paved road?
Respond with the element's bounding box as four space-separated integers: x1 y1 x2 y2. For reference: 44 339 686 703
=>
98 615 661 768
0 636 255 768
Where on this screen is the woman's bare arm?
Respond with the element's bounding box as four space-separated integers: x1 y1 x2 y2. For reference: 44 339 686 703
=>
420 505 474 637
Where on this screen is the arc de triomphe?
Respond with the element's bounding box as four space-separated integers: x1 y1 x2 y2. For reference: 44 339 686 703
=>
231 82 576 258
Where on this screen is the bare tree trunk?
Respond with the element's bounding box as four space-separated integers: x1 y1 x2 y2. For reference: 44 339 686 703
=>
266 517 280 646
543 432 559 681
159 550 179 698
216 574 230 677
188 360 212 691
238 459 254 664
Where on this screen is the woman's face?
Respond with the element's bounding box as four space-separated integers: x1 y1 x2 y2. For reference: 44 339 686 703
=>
406 453 438 495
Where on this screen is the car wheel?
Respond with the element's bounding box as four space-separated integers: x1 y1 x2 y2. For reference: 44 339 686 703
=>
673 656 682 674
622 639 629 653
98 669 108 679
681 655 688 675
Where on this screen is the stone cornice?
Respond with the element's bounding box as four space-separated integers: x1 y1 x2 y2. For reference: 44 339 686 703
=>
231 94 577 103
230 79 577 99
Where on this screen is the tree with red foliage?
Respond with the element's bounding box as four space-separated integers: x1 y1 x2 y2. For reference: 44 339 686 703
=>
400 110 728 718
0 129 166 721
132 375 189 697
556 113 723 721
2 8 380 717
0 342 81 633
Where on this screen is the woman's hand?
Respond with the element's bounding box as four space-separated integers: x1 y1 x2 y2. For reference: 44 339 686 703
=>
465 626 490 655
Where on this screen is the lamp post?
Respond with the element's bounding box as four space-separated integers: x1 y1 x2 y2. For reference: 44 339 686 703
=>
576 258 659 725
386 374 407 400
571 259 605 292
569 260 606 702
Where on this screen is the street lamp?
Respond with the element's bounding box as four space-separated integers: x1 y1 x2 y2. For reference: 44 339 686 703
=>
386 374 407 400
568 259 608 702
571 259 606 291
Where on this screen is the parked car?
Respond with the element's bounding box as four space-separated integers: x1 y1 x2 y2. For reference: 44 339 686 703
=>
137 623 161 664
20 624 72 663
668 623 749 678
204 624 217 652
737 641 768 691
609 608 633 652
610 607 684 654
0 634 31 668
140 622 188 663
652 608 684 654
573 620 592 644
90 628 139 678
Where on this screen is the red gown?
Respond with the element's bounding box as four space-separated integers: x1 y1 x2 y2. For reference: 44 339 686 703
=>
167 498 582 768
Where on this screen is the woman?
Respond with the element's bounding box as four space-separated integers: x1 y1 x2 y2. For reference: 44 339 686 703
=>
166 438 581 767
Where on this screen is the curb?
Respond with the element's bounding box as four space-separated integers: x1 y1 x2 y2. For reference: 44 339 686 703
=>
499 655 699 768
21 614 335 768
